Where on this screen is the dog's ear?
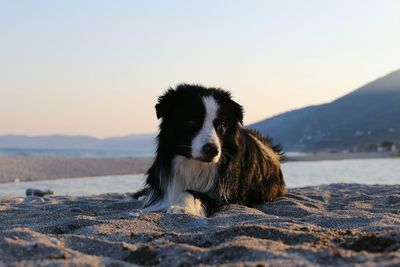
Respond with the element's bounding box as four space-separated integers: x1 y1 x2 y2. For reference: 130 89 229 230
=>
155 88 176 119
231 100 244 125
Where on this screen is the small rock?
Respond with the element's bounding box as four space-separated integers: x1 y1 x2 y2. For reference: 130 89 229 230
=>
26 188 54 197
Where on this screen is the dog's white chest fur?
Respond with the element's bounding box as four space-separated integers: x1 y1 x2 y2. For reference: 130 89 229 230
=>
170 155 217 193
144 155 217 216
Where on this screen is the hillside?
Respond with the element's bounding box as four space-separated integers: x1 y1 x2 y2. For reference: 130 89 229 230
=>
250 70 400 151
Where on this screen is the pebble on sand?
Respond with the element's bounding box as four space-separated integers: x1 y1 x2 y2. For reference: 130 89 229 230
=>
25 188 54 197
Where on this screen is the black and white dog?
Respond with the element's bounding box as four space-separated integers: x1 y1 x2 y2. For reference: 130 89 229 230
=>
134 84 285 216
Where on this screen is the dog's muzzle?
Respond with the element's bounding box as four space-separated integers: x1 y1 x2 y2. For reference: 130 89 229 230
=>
199 143 219 162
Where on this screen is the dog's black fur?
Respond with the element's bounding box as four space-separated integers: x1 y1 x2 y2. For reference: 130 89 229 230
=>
134 84 285 216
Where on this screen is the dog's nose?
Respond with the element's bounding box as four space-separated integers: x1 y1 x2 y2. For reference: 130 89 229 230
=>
202 143 219 158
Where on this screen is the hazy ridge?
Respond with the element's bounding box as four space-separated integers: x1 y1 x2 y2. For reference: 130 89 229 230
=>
250 70 400 151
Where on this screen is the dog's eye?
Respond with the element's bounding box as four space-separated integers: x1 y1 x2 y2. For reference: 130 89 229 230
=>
215 121 226 132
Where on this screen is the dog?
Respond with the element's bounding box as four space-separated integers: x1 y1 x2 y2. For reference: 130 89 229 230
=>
134 84 285 216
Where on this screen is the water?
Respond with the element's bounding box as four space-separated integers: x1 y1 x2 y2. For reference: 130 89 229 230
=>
0 148 153 158
282 158 400 188
0 158 399 197
0 174 145 197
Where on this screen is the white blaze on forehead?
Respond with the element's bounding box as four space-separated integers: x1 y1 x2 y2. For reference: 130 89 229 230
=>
191 96 222 162
203 96 219 119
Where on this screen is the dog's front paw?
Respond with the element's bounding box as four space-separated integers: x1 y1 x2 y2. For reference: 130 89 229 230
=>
167 192 207 217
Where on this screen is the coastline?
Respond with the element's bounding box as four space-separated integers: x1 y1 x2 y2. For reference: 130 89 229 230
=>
0 152 398 184
285 151 398 161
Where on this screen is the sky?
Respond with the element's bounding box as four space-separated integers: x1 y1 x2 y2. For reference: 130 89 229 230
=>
1 0 400 138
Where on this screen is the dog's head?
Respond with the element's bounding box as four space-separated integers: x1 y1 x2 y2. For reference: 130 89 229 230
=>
155 84 243 163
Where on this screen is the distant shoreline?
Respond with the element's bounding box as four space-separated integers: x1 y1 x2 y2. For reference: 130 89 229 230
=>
286 151 398 161
0 152 398 184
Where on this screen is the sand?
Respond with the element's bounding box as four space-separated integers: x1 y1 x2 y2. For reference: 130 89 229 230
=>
0 184 399 266
0 156 153 183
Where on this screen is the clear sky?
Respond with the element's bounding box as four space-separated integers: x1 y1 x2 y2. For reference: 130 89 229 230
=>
1 0 400 138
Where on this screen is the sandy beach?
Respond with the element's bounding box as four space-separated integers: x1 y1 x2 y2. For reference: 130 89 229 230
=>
0 156 153 183
0 183 399 266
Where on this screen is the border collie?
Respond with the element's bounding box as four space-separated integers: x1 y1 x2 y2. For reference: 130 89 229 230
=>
134 84 285 216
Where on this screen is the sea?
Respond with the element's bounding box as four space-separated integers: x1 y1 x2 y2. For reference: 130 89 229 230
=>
0 147 154 158
0 148 399 197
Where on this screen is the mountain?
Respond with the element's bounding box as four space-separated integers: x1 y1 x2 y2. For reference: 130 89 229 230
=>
0 134 156 154
250 70 400 151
